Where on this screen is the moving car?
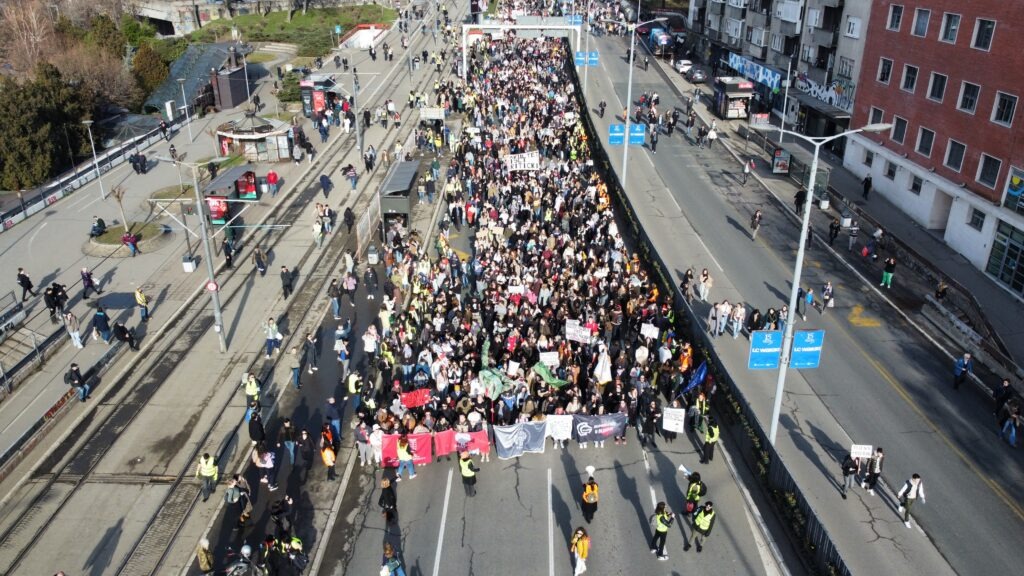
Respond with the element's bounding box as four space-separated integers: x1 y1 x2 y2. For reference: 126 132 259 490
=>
686 68 708 83
673 59 693 74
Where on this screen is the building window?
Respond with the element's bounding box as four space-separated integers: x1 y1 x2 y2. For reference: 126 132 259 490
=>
845 16 862 38
891 116 908 143
992 92 1018 127
987 220 1024 297
869 107 884 125
940 13 961 43
945 140 966 172
838 56 854 79
864 149 875 167
958 82 980 113
968 208 987 231
972 18 996 51
770 33 784 52
887 5 904 31
927 73 947 102
910 175 923 194
902 65 919 92
978 154 1002 188
916 128 935 157
878 58 893 84
912 9 930 37
1003 167 1024 215
885 161 898 180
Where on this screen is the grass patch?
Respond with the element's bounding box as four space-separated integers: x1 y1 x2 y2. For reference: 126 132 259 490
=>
150 184 194 202
188 5 398 57
93 222 164 245
261 111 297 123
289 56 315 68
245 51 279 64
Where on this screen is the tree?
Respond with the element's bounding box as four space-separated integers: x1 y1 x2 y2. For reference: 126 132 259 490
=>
110 185 130 233
52 44 143 110
133 41 168 94
86 14 126 60
120 14 156 46
0 0 55 72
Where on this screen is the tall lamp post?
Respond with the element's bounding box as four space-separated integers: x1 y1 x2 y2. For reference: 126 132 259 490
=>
178 78 194 144
609 8 667 194
81 120 106 199
749 122 892 445
155 155 230 353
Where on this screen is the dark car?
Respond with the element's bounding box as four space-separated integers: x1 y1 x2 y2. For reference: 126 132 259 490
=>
686 68 708 83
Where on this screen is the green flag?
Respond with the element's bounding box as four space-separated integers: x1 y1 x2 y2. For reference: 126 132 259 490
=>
532 362 569 388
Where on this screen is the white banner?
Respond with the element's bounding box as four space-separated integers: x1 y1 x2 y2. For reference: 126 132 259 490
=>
662 408 687 433
850 444 873 459
565 319 590 343
640 323 659 340
506 360 521 376
420 107 446 120
546 415 574 441
504 150 541 171
539 351 560 367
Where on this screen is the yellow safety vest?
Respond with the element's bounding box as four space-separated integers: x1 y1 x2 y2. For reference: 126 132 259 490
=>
695 509 715 531
705 424 720 444
244 378 260 398
696 397 709 415
655 512 672 533
397 444 413 461
460 457 475 478
687 482 703 503
197 455 217 480
135 291 148 306
347 374 361 395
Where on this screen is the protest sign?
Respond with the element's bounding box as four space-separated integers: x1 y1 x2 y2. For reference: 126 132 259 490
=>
640 323 660 340
504 150 541 171
539 351 560 367
400 388 432 409
850 444 873 459
546 415 574 441
662 408 687 433
565 319 590 343
494 422 547 459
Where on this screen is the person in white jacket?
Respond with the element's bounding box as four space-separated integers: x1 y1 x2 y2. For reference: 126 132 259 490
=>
897 473 926 528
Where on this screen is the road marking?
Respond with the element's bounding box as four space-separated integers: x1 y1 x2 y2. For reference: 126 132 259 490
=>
865 356 1024 522
664 187 682 213
649 486 657 509
691 230 724 273
28 221 47 247
430 467 454 576
548 468 555 576
846 304 881 327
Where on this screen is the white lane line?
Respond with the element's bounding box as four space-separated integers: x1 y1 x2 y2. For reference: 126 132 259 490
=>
28 221 47 247
649 486 658 509
548 468 555 576
720 441 790 576
664 187 682 213
308 440 360 576
431 468 454 576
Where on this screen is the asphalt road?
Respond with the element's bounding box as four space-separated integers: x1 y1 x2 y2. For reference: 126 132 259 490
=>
584 30 1024 576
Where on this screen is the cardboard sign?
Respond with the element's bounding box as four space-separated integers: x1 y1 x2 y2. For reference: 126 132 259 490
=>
850 444 873 459
640 323 659 340
565 319 590 343
420 107 446 120
504 150 541 171
539 351 560 367
662 408 687 433
506 360 521 376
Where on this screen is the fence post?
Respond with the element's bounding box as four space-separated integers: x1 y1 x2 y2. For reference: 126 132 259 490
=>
0 360 8 394
31 331 40 366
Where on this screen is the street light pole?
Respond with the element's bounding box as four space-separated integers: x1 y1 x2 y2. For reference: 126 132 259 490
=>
242 50 252 104
178 78 194 143
190 163 228 353
618 9 667 195
755 123 892 445
81 120 106 200
778 56 792 144
583 0 593 100
353 73 362 154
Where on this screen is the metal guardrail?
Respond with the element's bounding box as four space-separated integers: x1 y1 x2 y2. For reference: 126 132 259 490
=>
565 49 850 575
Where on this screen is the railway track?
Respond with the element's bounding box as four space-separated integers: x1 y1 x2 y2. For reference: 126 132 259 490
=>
0 10 461 575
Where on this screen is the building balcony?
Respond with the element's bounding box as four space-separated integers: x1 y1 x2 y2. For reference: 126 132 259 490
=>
727 0 748 8
815 0 843 8
805 26 836 47
746 8 769 28
746 42 768 60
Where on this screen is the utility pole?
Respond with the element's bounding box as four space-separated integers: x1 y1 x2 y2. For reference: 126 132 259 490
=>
191 164 228 352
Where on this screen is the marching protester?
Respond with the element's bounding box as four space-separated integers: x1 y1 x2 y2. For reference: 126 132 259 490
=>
569 527 590 575
896 473 926 529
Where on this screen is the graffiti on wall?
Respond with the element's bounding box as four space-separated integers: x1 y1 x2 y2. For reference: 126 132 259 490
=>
794 72 856 113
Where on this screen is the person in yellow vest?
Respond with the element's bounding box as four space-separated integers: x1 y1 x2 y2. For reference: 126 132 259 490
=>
581 476 599 523
396 436 417 481
134 287 150 322
701 416 720 464
195 452 218 502
686 502 717 552
684 472 707 514
243 372 261 409
569 526 590 575
649 501 674 560
689 391 709 433
459 451 479 496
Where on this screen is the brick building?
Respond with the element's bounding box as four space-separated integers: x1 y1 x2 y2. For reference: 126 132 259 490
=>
843 0 1024 297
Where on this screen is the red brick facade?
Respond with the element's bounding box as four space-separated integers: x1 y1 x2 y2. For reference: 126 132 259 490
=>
855 0 1024 204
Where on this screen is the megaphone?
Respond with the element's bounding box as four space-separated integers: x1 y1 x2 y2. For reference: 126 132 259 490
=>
585 465 596 478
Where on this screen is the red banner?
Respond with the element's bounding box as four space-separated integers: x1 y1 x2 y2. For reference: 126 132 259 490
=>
452 430 491 455
382 433 433 467
400 388 432 409
434 429 456 457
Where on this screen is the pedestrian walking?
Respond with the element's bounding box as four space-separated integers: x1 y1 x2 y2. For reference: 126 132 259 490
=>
820 281 834 313
848 220 860 252
324 396 343 442
880 256 897 288
252 246 268 276
80 267 102 299
222 238 233 268
319 173 333 198
861 447 884 495
65 311 84 349
297 428 315 482
379 477 398 524
828 218 841 246
896 473 926 528
266 169 279 197
684 471 707 513
134 287 150 321
685 502 716 552
570 527 590 575
303 332 320 374
196 538 215 575
749 209 762 240
225 474 253 528
953 352 974 390
252 442 278 491
262 317 282 358
91 306 112 343
698 268 712 302
742 158 753 184
840 452 860 499
649 501 674 560
65 362 89 401
277 418 297 466
650 128 658 154
112 321 139 351
355 421 372 466
280 265 295 298
700 416 719 464
794 188 808 215
195 452 218 502
644 55 649 71
707 127 718 148
381 542 406 576
395 436 417 481
460 451 480 496
344 207 355 234
862 175 872 199
249 410 266 445
581 476 599 523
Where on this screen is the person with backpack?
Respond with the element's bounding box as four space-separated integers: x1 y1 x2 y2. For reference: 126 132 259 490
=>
684 471 707 514
224 474 253 528
66 363 89 402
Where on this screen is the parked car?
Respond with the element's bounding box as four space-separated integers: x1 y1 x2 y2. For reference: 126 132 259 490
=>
673 59 693 74
686 68 708 83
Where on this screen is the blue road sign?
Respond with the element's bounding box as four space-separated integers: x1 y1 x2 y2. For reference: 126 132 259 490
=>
588 51 599 66
575 51 586 66
628 123 646 145
335 25 342 35
748 330 783 370
609 124 625 145
565 14 583 25
790 330 826 369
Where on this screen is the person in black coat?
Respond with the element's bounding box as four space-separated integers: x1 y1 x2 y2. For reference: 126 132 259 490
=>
378 477 398 525
249 411 266 445
296 428 315 482
112 322 139 351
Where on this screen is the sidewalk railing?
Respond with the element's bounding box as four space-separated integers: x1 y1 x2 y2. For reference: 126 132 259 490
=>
738 124 1022 382
0 114 189 233
565 47 848 575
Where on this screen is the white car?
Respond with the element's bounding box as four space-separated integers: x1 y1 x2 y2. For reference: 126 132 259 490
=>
673 59 693 74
